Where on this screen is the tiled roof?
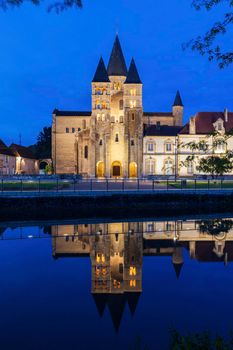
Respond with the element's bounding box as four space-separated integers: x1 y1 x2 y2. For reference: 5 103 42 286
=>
143 112 173 117
53 110 91 117
144 125 182 136
10 144 36 160
107 35 127 77
92 57 110 83
125 58 142 84
0 139 15 156
179 111 233 134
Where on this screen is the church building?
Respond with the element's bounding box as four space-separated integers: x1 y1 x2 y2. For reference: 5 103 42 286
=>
52 35 183 177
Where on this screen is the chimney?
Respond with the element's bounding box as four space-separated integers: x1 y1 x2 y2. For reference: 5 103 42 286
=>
224 108 228 122
189 116 196 134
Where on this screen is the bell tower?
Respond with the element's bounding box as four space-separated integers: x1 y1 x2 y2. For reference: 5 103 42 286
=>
124 58 143 178
172 90 184 126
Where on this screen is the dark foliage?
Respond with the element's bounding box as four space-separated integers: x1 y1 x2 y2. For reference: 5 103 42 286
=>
0 0 82 12
184 0 233 68
29 126 51 159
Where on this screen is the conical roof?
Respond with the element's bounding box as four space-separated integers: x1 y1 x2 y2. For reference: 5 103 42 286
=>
173 90 183 106
125 58 142 84
126 292 141 316
173 262 183 279
92 293 108 317
107 35 127 77
107 294 126 332
92 57 110 83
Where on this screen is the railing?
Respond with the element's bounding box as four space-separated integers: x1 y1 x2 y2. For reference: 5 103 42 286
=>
0 178 233 193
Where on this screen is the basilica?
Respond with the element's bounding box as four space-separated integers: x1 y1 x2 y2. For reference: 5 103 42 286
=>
52 35 233 177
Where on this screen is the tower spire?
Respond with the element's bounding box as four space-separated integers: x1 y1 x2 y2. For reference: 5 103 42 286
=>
173 90 183 107
107 35 127 77
125 58 142 84
92 57 110 83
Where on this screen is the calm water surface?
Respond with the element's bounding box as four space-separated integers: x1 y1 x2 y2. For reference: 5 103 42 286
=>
1 217 233 350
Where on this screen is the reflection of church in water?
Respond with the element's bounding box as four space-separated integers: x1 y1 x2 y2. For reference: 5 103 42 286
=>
51 219 233 330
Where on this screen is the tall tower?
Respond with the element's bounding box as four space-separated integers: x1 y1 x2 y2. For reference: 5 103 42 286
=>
124 58 143 177
172 90 184 126
90 57 111 177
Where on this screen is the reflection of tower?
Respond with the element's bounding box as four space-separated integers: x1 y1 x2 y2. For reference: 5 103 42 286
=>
172 247 184 279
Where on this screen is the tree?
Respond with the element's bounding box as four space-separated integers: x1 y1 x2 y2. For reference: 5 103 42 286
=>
180 129 233 178
30 126 51 159
185 0 233 68
0 0 82 12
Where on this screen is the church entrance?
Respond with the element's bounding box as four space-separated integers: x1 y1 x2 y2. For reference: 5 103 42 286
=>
96 161 104 177
129 162 137 178
111 161 122 178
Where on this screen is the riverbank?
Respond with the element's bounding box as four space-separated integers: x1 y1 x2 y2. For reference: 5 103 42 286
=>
1 190 233 221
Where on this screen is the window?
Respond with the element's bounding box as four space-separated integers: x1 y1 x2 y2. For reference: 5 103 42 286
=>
132 113 135 121
130 88 136 96
119 100 124 110
147 143 154 152
97 113 101 121
78 127 81 132
164 159 173 175
215 139 225 153
72 127 75 133
166 143 172 152
145 159 155 175
66 128 69 133
120 115 124 123
147 223 154 232
156 121 160 129
84 145 88 159
111 116 115 123
131 139 135 146
102 114 105 121
130 100 136 109
115 133 119 142
166 223 172 231
99 139 103 146
129 266 136 276
217 123 222 131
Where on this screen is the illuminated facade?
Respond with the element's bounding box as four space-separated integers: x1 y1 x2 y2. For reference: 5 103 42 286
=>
52 35 233 177
52 35 183 177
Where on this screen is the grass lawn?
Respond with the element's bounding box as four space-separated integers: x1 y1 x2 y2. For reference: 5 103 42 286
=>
1 181 71 191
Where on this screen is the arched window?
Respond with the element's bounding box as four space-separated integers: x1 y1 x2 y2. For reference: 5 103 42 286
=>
84 145 88 159
119 100 124 110
99 139 103 146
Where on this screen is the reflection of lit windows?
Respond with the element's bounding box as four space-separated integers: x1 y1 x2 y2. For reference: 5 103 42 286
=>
96 253 101 263
129 266 136 276
96 267 100 276
101 254 105 263
102 268 107 275
130 280 136 287
147 223 154 232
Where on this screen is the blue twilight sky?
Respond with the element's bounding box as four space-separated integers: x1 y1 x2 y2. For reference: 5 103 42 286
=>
0 0 233 146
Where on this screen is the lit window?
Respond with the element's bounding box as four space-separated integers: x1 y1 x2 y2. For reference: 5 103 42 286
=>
97 114 101 121
130 88 136 96
115 133 119 142
66 128 69 133
130 280 136 287
102 114 105 121
101 254 105 263
129 266 136 276
96 253 100 263
130 100 136 109
166 143 172 152
147 143 154 152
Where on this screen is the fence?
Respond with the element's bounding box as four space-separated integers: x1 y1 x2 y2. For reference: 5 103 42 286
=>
0 178 233 192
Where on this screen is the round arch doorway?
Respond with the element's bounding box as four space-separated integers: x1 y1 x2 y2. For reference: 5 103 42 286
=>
96 161 105 177
111 161 122 178
129 162 137 178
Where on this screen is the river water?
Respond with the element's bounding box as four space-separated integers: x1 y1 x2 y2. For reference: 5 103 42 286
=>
1 216 233 349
